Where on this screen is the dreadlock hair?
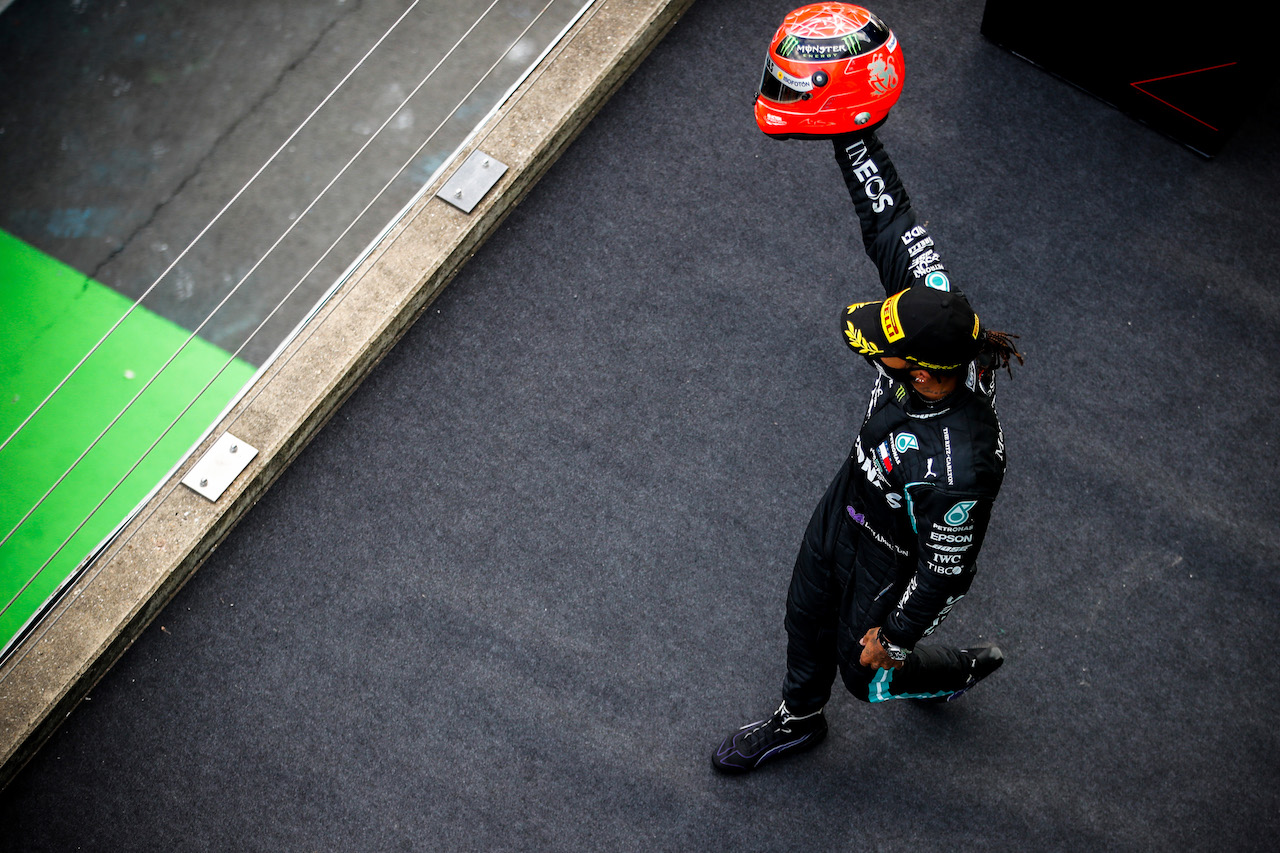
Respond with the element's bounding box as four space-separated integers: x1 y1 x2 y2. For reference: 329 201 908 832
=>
978 329 1024 379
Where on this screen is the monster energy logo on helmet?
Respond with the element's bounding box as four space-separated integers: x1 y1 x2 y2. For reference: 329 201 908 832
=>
777 29 888 62
775 7 892 63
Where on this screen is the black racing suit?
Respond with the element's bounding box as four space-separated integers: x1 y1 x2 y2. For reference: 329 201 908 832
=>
782 132 1006 710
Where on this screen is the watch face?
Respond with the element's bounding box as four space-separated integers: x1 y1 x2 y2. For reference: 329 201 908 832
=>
879 633 907 660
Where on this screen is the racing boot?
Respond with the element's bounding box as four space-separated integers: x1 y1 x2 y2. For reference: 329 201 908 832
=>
711 701 827 774
915 643 1004 704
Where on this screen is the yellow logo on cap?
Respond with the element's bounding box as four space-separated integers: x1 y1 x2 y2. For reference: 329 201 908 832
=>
880 291 905 342
845 321 882 355
907 356 962 371
972 314 981 339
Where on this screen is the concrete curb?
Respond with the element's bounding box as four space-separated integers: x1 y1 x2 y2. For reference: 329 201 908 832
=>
0 0 696 791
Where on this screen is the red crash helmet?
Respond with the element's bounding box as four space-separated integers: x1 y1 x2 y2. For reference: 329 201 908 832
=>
755 3 904 138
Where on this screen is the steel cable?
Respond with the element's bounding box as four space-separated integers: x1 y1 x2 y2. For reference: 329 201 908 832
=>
0 0 426 456
0 0 587 633
0 0 507 561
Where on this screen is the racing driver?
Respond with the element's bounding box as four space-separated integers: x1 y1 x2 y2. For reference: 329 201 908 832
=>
712 3 1023 775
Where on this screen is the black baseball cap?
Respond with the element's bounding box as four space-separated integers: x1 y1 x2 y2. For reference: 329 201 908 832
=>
842 285 981 372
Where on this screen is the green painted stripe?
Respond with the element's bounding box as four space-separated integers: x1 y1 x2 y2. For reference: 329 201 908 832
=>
0 229 256 652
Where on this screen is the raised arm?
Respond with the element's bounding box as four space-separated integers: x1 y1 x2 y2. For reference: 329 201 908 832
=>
833 131 950 297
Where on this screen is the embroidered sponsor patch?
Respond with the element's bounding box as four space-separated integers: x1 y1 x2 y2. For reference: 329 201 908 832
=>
925 271 950 291
845 320 882 355
944 500 977 526
880 291 905 342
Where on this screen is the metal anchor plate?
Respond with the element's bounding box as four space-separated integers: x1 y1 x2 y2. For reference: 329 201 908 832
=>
181 432 259 502
436 150 508 213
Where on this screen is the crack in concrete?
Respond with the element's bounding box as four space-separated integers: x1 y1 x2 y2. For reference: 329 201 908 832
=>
88 0 368 286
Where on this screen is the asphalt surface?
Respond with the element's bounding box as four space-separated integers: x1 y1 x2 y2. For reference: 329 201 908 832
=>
2 0 1279 850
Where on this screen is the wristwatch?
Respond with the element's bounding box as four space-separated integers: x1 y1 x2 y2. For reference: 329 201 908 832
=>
878 631 909 662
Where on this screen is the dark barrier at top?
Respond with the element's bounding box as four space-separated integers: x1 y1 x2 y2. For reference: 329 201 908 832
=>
981 0 1275 157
